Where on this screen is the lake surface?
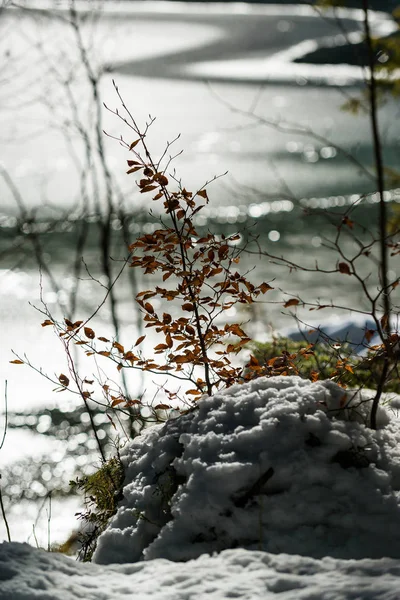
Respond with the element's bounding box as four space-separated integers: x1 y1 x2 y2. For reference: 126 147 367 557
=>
0 1 399 544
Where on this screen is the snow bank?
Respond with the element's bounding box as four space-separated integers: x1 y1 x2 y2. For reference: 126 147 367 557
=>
2 376 400 599
94 376 400 564
2 542 400 600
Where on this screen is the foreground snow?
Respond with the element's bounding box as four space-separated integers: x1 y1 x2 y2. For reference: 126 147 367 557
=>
1 542 400 600
95 376 400 563
2 376 400 599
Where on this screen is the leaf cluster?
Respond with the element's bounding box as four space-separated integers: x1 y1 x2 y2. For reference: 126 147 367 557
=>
37 129 274 405
125 159 274 396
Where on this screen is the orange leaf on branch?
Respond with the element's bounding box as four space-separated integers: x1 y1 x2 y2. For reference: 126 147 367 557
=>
258 282 274 293
153 173 168 186
140 185 158 193
134 335 146 346
58 373 69 387
182 303 194 312
84 327 95 339
364 329 376 343
129 139 140 149
284 298 299 308
113 342 125 354
144 302 155 314
338 262 351 275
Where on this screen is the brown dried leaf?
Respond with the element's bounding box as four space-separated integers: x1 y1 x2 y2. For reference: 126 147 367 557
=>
111 398 125 408
364 329 376 343
338 262 351 275
154 343 168 351
248 355 259 367
124 351 138 363
258 282 274 294
342 216 354 229
182 303 194 311
154 174 168 186
59 373 69 387
129 139 140 150
144 302 155 314
284 298 299 308
41 320 54 327
113 342 125 354
135 335 146 346
84 327 95 339
218 245 229 260
140 185 158 193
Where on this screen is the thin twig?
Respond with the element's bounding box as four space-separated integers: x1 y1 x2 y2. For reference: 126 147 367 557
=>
0 483 11 542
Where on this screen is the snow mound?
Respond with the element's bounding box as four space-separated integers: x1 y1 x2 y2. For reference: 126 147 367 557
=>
94 376 400 564
2 542 400 600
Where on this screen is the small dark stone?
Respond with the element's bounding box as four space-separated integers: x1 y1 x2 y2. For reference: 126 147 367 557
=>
305 433 322 447
332 448 370 469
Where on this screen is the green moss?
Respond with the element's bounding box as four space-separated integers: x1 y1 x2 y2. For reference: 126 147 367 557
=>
249 337 350 380
249 337 400 394
71 456 124 561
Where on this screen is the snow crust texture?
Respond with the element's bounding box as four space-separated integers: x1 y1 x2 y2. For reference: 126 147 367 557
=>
93 376 400 564
1 542 400 600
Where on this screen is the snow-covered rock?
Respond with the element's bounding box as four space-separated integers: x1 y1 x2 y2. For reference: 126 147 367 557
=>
93 376 400 564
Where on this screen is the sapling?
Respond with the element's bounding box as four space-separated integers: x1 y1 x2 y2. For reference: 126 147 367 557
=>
11 82 279 457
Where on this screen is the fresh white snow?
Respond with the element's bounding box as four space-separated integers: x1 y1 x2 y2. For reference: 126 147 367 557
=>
2 376 400 599
2 542 400 599
93 376 398 564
